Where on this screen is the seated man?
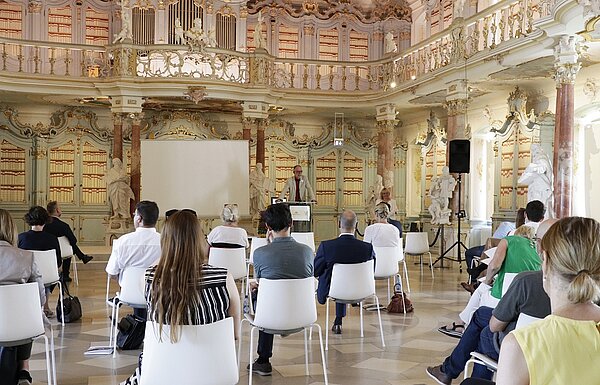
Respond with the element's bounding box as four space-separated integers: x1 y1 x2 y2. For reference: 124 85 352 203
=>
315 209 374 334
363 202 401 247
44 201 93 282
106 200 161 320
249 203 314 376
427 219 556 385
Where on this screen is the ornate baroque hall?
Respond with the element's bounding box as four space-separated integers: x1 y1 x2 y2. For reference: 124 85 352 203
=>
1 0 600 383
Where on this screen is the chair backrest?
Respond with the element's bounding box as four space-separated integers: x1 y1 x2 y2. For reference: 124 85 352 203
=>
373 246 400 278
397 238 404 262
249 237 268 263
140 317 238 385
329 260 375 301
290 232 316 253
501 273 518 297
253 277 317 331
57 236 74 259
515 313 543 330
0 282 45 343
32 249 60 285
208 248 247 280
404 232 430 254
119 267 147 306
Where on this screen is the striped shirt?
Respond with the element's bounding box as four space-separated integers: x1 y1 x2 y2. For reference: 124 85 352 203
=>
144 264 230 325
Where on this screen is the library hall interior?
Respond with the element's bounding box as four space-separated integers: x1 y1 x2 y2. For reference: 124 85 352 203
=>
1 0 600 383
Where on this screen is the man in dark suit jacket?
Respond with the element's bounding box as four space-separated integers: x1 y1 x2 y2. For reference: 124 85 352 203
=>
44 201 93 282
314 209 374 334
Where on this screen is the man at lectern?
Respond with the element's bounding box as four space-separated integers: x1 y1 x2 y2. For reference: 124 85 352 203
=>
279 165 316 203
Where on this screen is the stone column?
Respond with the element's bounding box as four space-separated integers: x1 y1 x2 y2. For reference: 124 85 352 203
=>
31 136 48 206
242 101 269 171
375 104 396 192
112 113 123 161
130 113 142 211
256 119 266 168
552 35 581 217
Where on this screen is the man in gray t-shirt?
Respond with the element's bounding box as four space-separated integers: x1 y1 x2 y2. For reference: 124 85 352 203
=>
250 203 314 376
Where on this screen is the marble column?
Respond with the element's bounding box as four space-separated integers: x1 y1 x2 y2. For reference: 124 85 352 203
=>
130 114 142 212
256 119 266 170
552 36 581 217
444 92 469 220
242 101 269 171
112 113 123 161
375 104 396 192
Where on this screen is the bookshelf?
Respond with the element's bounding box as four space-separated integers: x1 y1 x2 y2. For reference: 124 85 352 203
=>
318 28 338 61
0 140 26 203
278 24 298 58
81 141 108 205
0 3 22 39
315 151 337 207
48 140 76 203
342 151 364 207
349 29 369 61
85 8 109 46
48 6 72 43
273 147 297 194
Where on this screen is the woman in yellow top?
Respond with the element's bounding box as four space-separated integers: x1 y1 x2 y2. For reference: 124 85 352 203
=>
496 217 600 385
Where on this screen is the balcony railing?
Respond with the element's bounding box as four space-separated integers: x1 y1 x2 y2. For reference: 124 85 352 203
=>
0 0 556 92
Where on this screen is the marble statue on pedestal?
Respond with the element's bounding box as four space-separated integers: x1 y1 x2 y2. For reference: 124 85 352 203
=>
254 11 267 50
384 32 398 54
113 0 132 44
105 158 135 219
249 163 274 218
518 144 554 218
428 166 457 225
174 18 185 45
365 175 384 222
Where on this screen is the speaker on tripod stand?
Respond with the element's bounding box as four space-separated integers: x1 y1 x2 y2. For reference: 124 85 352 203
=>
433 139 470 269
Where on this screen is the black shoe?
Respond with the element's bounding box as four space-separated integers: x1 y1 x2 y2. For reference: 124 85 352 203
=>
80 255 94 264
17 369 33 385
62 275 73 282
247 360 272 376
426 365 452 385
331 324 342 334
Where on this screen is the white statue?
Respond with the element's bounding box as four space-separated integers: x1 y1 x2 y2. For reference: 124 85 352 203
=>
428 166 457 225
384 32 398 54
185 17 209 47
518 144 554 218
453 0 466 19
174 18 185 45
249 163 274 218
253 11 267 50
113 11 133 44
105 158 135 219
365 175 384 222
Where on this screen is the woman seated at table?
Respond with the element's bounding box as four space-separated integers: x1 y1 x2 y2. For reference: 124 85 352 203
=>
207 204 249 249
123 210 240 385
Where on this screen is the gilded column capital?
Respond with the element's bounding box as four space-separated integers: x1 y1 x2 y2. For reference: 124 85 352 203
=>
376 119 395 134
554 35 583 86
28 0 42 13
444 98 469 116
130 113 143 126
112 113 123 124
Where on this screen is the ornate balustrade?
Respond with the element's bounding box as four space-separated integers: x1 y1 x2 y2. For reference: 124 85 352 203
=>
0 0 557 93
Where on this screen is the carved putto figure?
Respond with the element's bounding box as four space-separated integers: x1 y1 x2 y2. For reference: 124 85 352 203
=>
113 10 133 43
174 18 185 45
253 11 267 50
518 144 554 218
105 158 135 219
428 166 457 225
249 163 274 218
384 32 398 54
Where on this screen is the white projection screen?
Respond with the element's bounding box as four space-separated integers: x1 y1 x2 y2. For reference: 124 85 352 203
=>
140 140 249 217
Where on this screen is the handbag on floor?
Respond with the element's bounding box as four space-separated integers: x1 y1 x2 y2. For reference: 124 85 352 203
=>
117 314 146 350
56 284 82 323
387 275 414 313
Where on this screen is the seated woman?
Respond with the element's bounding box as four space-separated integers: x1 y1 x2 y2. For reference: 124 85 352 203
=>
0 209 45 385
439 225 540 337
495 217 600 385
376 188 402 235
18 206 61 318
123 210 240 385
363 202 401 247
207 204 249 249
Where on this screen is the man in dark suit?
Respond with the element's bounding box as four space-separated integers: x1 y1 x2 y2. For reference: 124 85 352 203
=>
44 201 93 282
315 209 374 334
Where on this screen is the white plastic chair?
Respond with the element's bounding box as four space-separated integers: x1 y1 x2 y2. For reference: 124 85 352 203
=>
140 317 239 385
501 273 518 297
0 282 56 385
373 246 401 299
326 260 385 350
110 267 147 357
241 277 328 385
397 239 411 293
404 232 434 278
463 312 542 380
246 238 269 314
32 249 64 326
209 247 248 303
57 236 78 286
291 232 316 253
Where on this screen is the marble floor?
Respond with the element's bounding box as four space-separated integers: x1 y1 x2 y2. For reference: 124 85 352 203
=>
29 250 472 385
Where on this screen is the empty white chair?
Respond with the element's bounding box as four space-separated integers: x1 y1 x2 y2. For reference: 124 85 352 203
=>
111 267 147 357
32 250 64 326
0 282 56 385
397 239 411 293
242 277 328 385
373 246 401 299
404 232 434 278
57 236 78 286
291 232 316 253
208 247 247 281
326 260 385 350
141 317 239 385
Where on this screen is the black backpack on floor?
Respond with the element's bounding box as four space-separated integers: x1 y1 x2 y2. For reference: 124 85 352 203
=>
116 314 146 350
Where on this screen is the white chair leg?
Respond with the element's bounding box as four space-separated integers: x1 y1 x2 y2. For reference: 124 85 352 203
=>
359 301 364 338
304 328 309 375
57 281 64 327
72 257 79 286
313 323 329 385
237 318 250 368
403 260 411 293
41 335 53 385
419 254 424 275
112 303 121 357
249 327 257 385
400 290 406 315
325 298 330 350
49 325 57 385
373 294 385 347
387 278 390 299
428 252 434 278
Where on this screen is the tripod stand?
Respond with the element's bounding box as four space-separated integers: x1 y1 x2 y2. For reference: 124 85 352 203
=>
432 173 468 272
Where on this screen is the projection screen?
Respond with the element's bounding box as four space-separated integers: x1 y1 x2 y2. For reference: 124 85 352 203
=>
140 140 249 217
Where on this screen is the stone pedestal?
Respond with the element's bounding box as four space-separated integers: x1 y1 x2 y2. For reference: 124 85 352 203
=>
104 217 133 246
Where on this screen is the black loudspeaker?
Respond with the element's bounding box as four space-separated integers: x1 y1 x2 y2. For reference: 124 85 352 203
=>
449 140 470 174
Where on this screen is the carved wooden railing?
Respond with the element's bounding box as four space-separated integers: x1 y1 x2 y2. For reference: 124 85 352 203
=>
0 0 557 91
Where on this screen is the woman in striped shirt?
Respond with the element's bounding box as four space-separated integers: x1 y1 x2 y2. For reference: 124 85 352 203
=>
123 210 240 385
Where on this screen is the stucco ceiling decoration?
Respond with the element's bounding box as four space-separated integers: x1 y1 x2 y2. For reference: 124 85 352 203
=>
247 0 412 23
